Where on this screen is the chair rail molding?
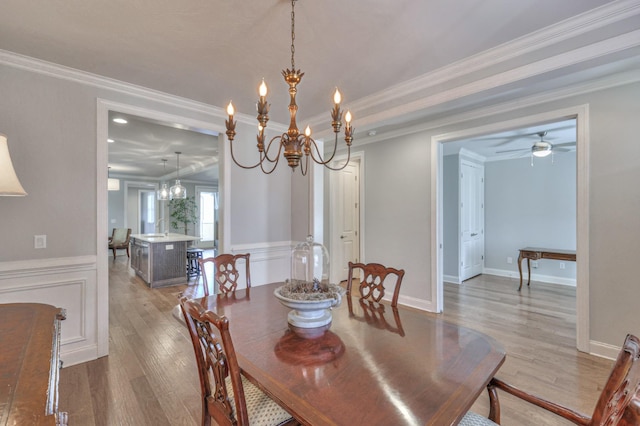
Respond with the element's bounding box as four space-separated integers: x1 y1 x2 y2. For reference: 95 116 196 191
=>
230 241 292 286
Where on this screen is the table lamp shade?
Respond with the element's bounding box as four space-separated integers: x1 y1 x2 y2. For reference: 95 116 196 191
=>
0 134 27 196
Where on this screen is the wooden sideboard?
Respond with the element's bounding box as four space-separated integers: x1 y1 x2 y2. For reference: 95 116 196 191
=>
0 303 67 425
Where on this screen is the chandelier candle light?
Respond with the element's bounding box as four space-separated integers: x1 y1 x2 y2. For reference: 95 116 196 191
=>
225 0 354 176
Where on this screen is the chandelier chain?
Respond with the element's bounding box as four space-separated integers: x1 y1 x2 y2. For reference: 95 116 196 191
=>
291 0 296 69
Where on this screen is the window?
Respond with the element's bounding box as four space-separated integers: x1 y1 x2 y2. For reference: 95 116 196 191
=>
197 188 218 248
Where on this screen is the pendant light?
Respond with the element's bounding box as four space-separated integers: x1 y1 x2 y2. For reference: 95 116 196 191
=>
157 159 169 201
170 151 186 200
107 166 120 191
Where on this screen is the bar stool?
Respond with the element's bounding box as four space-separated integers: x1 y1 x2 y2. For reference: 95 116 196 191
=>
186 248 204 278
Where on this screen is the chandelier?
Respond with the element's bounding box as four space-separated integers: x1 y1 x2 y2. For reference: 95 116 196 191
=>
225 0 354 176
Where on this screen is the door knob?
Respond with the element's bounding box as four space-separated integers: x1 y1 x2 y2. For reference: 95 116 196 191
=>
340 235 345 239
471 233 478 237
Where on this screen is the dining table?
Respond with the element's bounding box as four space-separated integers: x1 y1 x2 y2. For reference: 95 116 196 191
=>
190 282 506 425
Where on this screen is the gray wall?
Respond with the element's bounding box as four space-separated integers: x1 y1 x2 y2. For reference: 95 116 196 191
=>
485 154 576 279
360 132 431 301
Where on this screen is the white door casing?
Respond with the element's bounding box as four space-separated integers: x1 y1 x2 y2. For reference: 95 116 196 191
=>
432 105 589 353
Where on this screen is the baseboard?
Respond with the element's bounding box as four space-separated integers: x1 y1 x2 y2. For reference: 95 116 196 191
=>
483 267 576 286
589 339 621 360
443 274 460 284
61 344 101 368
397 293 436 312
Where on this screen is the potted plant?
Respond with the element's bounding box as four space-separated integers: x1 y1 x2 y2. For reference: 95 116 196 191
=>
169 196 198 235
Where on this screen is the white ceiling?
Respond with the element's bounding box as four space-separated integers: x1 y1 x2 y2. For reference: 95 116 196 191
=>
2 0 638 177
108 112 219 182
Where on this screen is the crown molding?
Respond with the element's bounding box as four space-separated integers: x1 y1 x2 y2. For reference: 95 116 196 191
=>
0 48 276 129
355 68 640 147
0 49 228 117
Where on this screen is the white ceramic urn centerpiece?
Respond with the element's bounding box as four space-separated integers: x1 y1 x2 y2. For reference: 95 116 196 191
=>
274 236 345 338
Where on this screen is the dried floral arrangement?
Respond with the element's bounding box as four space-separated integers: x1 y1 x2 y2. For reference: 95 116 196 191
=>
279 278 343 301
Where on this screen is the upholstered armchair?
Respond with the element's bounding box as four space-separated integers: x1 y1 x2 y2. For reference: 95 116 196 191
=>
108 228 131 259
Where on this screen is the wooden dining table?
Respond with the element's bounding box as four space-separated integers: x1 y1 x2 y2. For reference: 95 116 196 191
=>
191 282 506 425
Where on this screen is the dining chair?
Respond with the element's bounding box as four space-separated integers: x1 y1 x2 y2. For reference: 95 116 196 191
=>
180 297 297 426
346 261 405 308
198 253 251 296
460 333 640 426
108 228 131 259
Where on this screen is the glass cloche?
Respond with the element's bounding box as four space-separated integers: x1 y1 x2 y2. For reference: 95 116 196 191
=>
290 235 329 287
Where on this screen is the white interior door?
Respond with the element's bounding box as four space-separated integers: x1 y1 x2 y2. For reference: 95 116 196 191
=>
459 160 484 282
330 160 360 284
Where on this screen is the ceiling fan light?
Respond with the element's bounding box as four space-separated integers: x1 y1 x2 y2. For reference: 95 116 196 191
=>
532 143 552 158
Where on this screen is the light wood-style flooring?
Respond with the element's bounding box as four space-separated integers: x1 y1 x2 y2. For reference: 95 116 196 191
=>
59 258 615 425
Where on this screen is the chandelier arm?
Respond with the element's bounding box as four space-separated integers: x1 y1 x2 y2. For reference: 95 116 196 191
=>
262 135 284 164
228 139 264 170
259 139 283 174
300 151 309 176
307 134 341 166
319 146 352 171
259 155 281 174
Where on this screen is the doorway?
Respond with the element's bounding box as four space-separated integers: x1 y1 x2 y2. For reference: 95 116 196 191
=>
196 186 218 250
433 105 589 352
97 99 226 357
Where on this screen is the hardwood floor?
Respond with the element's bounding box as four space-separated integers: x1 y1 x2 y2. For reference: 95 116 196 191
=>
59 261 614 425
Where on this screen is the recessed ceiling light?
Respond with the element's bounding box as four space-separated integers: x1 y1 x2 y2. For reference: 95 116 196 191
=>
113 118 128 124
107 138 114 143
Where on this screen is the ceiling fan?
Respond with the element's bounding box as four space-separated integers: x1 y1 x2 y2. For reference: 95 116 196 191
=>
496 131 576 160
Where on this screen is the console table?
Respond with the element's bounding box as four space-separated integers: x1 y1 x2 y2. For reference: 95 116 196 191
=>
0 303 67 425
518 247 576 290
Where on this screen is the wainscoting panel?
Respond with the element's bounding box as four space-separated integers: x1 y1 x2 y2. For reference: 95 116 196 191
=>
0 255 98 366
230 241 292 286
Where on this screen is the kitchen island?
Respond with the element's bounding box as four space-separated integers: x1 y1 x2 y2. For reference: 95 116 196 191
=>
130 233 200 288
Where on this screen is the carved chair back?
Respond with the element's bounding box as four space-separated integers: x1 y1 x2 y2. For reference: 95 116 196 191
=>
198 253 251 296
590 334 640 425
180 297 249 426
346 261 405 308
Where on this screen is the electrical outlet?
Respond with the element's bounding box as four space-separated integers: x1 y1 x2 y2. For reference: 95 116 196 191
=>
560 262 565 269
34 235 47 249
531 261 539 268
506 257 513 264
